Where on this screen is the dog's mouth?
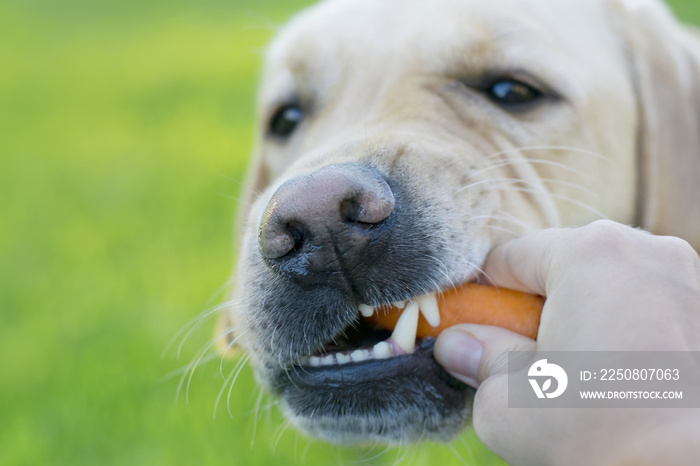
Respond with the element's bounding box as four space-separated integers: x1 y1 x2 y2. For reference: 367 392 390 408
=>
275 291 474 445
300 293 440 367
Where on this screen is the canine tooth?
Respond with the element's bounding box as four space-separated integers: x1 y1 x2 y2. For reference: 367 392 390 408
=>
373 341 393 359
392 300 407 309
417 293 440 327
320 354 335 366
350 349 369 362
309 356 321 367
359 304 375 317
336 353 351 365
391 300 419 354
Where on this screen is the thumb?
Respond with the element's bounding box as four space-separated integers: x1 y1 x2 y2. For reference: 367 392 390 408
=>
434 324 536 388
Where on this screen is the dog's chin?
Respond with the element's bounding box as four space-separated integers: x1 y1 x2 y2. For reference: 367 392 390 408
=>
270 339 474 445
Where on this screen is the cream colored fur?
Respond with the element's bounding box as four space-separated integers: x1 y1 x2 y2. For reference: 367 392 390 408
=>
220 0 700 442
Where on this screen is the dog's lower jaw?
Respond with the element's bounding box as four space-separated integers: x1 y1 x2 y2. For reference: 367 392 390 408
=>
270 340 475 445
283 398 474 445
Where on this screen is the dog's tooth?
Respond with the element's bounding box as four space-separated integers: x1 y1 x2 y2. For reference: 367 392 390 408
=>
309 356 321 367
359 304 375 318
392 300 407 309
350 349 369 362
417 293 440 327
320 354 335 366
391 300 419 354
373 341 393 359
336 353 351 365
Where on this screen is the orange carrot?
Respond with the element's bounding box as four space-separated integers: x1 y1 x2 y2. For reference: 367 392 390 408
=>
365 283 544 340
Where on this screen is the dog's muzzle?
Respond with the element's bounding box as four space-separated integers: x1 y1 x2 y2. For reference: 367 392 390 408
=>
241 163 474 444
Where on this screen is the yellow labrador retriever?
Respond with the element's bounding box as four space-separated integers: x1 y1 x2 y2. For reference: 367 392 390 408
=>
221 0 700 445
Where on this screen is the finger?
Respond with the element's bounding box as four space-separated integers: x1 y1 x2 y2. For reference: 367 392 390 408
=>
481 228 566 296
434 324 536 388
482 221 660 296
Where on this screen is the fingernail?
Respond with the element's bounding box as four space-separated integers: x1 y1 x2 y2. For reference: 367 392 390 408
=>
434 329 483 387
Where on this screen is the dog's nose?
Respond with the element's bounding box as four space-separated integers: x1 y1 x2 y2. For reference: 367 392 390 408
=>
258 164 395 269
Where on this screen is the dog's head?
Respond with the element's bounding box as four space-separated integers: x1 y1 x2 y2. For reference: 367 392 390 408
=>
223 0 700 445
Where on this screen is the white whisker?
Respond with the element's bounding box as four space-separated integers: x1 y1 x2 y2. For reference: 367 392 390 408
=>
214 365 237 419
175 299 242 359
213 353 250 418
456 176 599 199
161 279 235 358
350 443 393 464
219 329 249 378
467 213 532 230
481 223 520 237
493 208 542 230
300 435 313 463
425 253 456 288
217 191 254 206
484 144 611 162
218 173 261 203
250 387 265 447
496 186 608 219
447 441 472 466
160 353 219 383
473 158 591 179
241 11 284 34
226 353 251 418
392 441 411 466
272 419 292 452
176 327 239 403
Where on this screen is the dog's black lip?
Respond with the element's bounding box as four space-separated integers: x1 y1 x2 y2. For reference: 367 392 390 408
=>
276 337 473 434
294 346 425 388
282 339 463 391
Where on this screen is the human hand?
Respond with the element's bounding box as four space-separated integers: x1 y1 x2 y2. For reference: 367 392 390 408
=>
434 220 700 465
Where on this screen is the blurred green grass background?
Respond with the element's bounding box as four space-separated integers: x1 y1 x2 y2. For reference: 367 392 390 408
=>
2 0 698 464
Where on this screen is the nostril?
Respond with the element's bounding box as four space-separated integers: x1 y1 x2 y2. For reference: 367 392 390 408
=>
340 198 392 226
286 221 305 254
340 199 364 224
259 220 305 260
340 189 395 225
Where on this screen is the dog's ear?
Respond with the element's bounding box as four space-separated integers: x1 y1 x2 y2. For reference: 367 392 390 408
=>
614 0 700 249
215 309 243 360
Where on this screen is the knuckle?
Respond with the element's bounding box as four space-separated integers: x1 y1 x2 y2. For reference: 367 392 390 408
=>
655 236 699 268
583 219 632 240
571 222 698 276
572 220 636 256
657 235 695 257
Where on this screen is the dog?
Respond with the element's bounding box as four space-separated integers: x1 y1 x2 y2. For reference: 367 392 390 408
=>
219 0 700 445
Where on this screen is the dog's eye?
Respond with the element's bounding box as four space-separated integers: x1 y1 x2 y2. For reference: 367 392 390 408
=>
487 79 543 107
269 104 303 138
